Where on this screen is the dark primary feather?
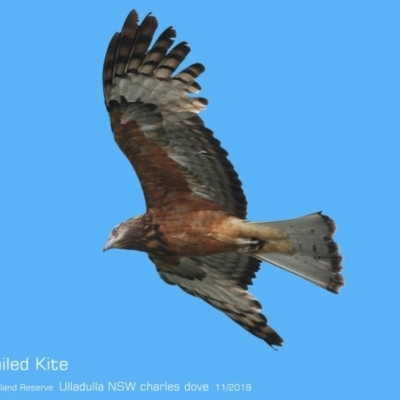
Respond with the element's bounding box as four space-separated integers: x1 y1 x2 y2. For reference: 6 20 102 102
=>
103 10 247 218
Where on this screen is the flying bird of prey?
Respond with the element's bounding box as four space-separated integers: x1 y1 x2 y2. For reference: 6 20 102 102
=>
102 10 344 347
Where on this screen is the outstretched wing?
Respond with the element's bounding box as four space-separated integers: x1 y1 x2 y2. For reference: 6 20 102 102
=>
150 253 283 347
103 10 247 217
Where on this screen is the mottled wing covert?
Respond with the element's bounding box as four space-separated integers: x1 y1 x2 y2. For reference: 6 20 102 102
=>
150 253 283 347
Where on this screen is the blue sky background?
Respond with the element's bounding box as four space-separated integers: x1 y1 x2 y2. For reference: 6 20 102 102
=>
1 0 399 399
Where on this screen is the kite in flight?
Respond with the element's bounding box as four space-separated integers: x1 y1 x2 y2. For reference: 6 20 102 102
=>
102 10 344 347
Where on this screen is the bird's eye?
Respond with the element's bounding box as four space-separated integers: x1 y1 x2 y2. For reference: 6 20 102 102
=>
112 228 118 236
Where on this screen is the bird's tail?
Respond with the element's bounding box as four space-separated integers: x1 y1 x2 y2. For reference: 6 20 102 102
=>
248 212 344 293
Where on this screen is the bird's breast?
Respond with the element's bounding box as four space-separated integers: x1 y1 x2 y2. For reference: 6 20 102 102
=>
144 210 239 257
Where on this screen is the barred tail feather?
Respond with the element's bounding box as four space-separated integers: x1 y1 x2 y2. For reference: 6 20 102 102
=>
253 212 344 293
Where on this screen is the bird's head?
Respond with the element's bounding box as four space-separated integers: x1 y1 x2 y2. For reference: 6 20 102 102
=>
103 222 127 251
103 217 145 252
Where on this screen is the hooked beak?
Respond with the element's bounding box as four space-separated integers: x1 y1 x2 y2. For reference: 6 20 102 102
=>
103 240 114 252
